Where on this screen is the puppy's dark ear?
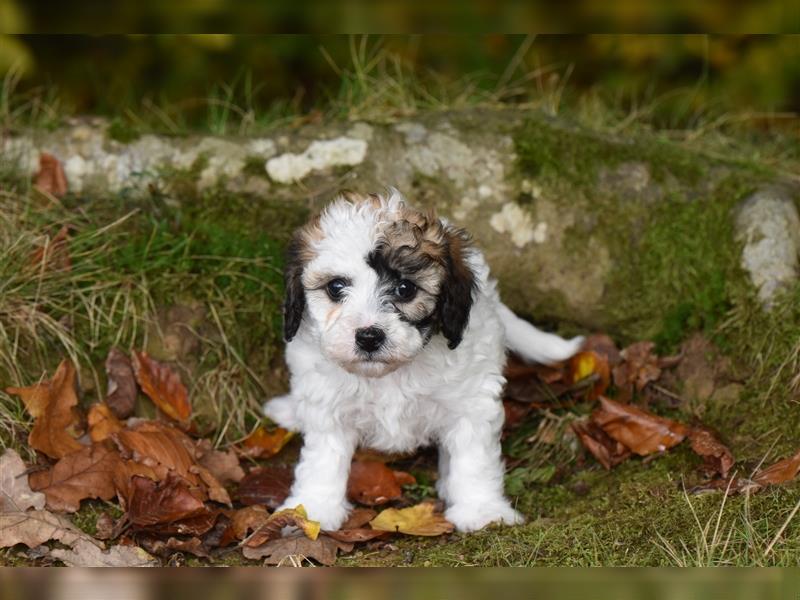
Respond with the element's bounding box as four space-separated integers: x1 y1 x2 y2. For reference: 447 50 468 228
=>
438 227 476 349
283 235 307 342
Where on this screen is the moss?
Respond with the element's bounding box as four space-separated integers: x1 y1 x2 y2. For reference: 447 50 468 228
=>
515 118 708 187
243 155 268 178
107 118 142 144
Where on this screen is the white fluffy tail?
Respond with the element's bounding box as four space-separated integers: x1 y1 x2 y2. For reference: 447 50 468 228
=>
498 303 584 364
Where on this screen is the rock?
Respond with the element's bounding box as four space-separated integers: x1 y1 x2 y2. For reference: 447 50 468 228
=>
2 108 791 337
735 186 800 309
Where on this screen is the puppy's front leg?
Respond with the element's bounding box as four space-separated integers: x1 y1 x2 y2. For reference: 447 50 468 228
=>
278 428 356 531
438 409 523 532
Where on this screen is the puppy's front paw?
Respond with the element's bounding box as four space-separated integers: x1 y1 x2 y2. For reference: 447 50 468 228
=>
262 394 299 430
278 496 351 531
445 501 524 532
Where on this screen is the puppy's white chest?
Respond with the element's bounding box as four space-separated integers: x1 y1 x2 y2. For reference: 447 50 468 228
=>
350 380 441 453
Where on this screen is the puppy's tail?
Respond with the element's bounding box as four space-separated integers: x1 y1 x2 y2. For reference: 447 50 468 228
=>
498 303 584 364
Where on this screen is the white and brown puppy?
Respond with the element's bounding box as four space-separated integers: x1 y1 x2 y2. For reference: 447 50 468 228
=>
263 189 583 532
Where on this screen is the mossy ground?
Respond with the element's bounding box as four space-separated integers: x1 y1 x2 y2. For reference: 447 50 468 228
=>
2 112 800 567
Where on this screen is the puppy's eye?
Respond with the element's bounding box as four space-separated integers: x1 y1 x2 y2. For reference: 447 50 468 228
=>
326 278 348 301
394 279 417 301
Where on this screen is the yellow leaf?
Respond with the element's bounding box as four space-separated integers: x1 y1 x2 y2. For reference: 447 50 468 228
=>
369 503 454 536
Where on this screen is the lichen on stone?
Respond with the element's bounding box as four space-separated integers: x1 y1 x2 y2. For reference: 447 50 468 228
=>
265 136 368 184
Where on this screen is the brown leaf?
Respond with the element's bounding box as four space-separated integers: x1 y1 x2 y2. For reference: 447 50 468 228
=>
612 341 664 397
149 510 221 537
346 460 416 506
6 359 83 459
87 403 124 443
29 443 121 513
49 538 157 567
0 509 91 549
567 350 610 401
341 507 377 529
369 502 454 536
105 348 137 419
324 528 388 543
753 450 800 487
113 421 198 484
137 534 209 559
34 152 68 198
132 351 191 424
592 396 689 456
219 505 272 547
571 419 631 470
244 506 320 548
688 426 735 478
0 449 46 512
30 225 71 272
194 439 244 486
239 426 294 459
242 532 352 565
192 465 231 506
582 333 621 366
127 475 207 529
237 466 293 509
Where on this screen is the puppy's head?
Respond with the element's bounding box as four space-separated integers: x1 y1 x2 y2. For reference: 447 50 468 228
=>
283 189 475 377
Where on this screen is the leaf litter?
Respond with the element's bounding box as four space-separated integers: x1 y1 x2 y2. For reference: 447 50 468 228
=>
4 330 800 566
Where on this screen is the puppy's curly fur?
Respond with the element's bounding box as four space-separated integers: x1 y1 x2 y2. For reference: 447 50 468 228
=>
264 189 583 531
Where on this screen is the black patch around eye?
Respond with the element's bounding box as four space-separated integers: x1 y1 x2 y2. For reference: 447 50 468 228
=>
326 278 348 301
394 279 417 301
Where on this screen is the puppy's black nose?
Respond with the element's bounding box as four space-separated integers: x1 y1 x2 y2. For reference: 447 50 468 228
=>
355 326 386 353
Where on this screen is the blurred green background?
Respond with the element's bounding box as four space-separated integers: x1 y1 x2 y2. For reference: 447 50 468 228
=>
0 1 798 131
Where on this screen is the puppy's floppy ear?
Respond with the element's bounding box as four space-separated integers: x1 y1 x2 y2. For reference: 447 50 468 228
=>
283 234 307 342
437 227 476 349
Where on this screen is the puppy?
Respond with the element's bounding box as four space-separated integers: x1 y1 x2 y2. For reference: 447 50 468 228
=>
263 189 583 532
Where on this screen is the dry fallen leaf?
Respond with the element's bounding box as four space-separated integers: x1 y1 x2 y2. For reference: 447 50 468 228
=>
6 359 83 459
244 505 320 548
137 534 210 559
132 351 191 424
105 348 138 419
34 152 68 199
220 505 272 546
0 449 46 512
346 460 416 506
237 466 293 509
753 450 800 487
612 341 679 402
49 538 157 567
369 502 454 536
30 225 71 272
193 465 232 506
567 350 610 401
571 419 632 470
87 402 124 443
194 439 245 486
592 396 689 456
242 532 352 565
113 421 198 485
687 426 735 478
322 528 388 543
341 507 377 529
0 509 88 550
29 442 121 512
240 426 294 459
127 475 208 529
582 333 622 366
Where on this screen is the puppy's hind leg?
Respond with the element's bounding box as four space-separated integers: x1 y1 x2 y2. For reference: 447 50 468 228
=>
262 394 300 431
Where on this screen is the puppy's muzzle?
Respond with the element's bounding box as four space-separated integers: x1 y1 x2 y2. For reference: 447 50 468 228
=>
355 326 386 353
